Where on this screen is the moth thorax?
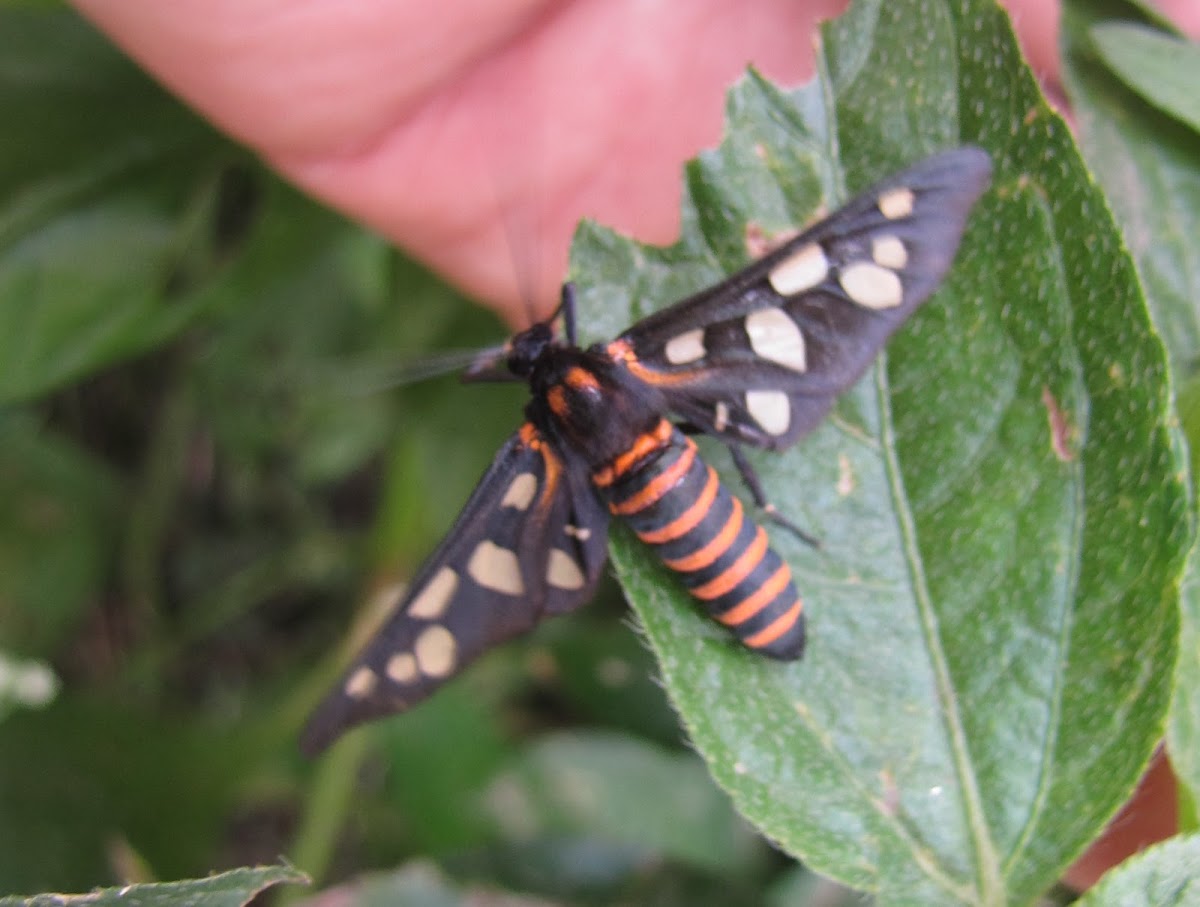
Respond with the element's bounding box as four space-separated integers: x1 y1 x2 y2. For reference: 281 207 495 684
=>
545 365 603 426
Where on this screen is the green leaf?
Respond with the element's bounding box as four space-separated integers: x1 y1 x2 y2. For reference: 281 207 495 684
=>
0 698 263 893
1061 0 1200 384
376 681 517 852
480 731 763 875
1091 23 1200 136
0 413 122 657
0 8 244 403
306 863 561 907
571 0 1190 903
1061 0 1200 820
0 865 306 907
1074 834 1200 906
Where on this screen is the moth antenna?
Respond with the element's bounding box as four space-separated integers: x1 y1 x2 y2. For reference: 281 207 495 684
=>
306 348 507 398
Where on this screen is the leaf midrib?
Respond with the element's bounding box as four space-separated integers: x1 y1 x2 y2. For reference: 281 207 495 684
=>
875 351 1005 905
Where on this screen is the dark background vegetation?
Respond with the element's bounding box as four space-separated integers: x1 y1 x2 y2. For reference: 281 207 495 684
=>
0 6 798 905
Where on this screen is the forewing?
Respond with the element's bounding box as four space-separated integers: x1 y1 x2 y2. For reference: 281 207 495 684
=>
613 147 992 449
301 425 609 755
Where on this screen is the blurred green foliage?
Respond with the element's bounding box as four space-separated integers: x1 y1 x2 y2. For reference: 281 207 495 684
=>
0 1 1197 906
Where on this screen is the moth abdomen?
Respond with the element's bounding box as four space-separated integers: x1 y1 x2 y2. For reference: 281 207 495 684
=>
594 419 804 659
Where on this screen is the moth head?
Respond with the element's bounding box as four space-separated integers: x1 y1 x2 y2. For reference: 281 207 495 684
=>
464 321 557 383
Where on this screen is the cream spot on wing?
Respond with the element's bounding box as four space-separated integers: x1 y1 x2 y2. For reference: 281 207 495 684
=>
745 390 791 436
547 548 585 590
840 262 904 309
414 625 457 678
664 328 706 364
345 666 377 700
768 242 828 295
871 235 908 269
407 566 458 620
467 540 525 595
878 186 915 220
565 524 592 542
386 652 419 684
501 472 538 511
714 401 730 432
745 308 807 372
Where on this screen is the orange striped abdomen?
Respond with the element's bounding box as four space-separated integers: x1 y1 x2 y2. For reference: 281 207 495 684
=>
594 421 804 659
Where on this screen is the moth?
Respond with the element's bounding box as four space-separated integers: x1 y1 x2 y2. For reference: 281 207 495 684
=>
301 147 992 754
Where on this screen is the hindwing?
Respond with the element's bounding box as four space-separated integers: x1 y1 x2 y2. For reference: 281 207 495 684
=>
301 424 609 755
610 147 992 449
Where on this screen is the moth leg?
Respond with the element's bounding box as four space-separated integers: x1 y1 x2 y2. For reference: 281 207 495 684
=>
728 445 821 550
558 282 578 345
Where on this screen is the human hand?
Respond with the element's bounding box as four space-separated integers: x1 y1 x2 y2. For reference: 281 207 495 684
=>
71 0 1196 322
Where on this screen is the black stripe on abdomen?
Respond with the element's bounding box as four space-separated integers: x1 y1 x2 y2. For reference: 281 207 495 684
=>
597 423 804 659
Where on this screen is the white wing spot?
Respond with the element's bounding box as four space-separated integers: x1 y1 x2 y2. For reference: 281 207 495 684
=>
714 401 730 432
501 472 538 511
345 666 377 700
745 308 807 372
768 243 828 295
878 187 915 220
664 328 706 364
386 652 419 684
547 548 585 590
407 566 458 620
840 262 904 309
871 235 908 269
745 390 791 436
565 524 592 542
467 540 525 595
414 625 457 678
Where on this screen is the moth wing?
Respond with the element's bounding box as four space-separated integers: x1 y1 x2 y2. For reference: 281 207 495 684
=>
301 425 609 755
613 147 992 449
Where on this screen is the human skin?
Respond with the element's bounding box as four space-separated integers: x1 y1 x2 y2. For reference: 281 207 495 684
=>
69 0 1200 323
67 0 1200 891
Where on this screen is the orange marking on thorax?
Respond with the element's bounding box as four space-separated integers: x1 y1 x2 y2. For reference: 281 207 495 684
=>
662 497 744 572
609 439 696 516
716 563 794 627
548 386 570 418
519 422 541 448
564 366 601 392
690 526 769 601
742 598 803 649
635 466 719 544
592 419 673 488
